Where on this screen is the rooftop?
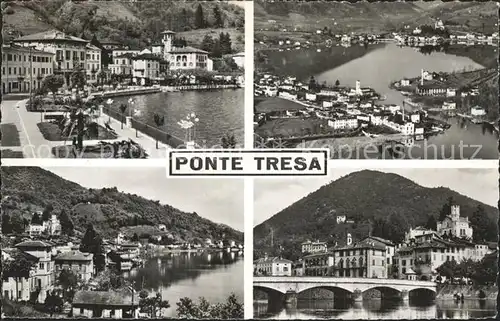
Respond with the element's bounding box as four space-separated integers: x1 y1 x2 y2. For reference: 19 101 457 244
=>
132 53 163 61
254 257 292 264
2 44 53 55
169 46 208 54
161 30 176 34
14 30 88 43
72 290 138 307
54 250 93 262
15 240 53 248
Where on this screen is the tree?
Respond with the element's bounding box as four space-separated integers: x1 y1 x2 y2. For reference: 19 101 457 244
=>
44 291 63 316
139 291 170 318
70 66 86 89
132 233 139 242
42 204 53 221
221 133 236 149
176 294 243 319
10 213 25 234
58 269 78 301
80 223 106 272
469 205 494 243
309 76 317 92
119 103 127 129
153 113 165 149
200 35 215 53
436 260 459 280
31 212 42 225
195 4 205 29
3 252 36 302
2 214 12 234
41 74 65 101
438 196 454 221
424 215 437 231
471 252 497 285
335 79 340 87
59 210 74 236
213 5 223 28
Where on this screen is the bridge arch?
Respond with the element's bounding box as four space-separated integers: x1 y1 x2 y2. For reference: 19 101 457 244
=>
298 284 353 295
363 285 402 298
409 287 437 299
253 285 286 295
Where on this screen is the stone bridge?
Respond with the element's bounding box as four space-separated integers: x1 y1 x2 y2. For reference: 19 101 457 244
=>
254 277 436 305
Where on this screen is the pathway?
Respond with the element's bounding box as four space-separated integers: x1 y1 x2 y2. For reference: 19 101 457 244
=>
1 98 172 158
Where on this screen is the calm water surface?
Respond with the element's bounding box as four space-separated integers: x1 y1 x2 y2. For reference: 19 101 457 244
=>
263 43 498 159
112 89 244 147
123 251 243 317
255 298 497 319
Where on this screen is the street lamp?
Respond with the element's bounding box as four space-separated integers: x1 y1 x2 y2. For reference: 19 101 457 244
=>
105 98 114 123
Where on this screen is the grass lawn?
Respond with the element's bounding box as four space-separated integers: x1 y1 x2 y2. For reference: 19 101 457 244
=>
1 123 21 146
255 117 327 138
37 122 118 141
1 149 24 158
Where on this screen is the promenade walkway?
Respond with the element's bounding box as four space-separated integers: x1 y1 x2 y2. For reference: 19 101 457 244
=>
1 98 172 158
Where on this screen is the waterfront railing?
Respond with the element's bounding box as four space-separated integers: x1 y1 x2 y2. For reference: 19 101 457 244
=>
102 106 185 148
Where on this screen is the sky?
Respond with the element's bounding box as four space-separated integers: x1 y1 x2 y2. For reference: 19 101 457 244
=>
254 168 498 226
44 167 244 231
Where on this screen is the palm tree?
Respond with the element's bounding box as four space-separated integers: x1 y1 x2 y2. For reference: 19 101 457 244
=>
153 113 165 149
119 103 127 129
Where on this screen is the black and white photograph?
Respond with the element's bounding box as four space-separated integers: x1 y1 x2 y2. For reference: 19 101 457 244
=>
253 168 498 319
1 0 245 159
253 1 498 159
1 166 244 319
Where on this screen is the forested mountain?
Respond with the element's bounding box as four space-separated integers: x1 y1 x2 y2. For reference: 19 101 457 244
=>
254 0 497 34
2 0 244 51
254 170 497 260
1 167 242 242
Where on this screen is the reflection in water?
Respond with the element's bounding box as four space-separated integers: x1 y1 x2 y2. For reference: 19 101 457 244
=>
255 298 497 319
267 43 498 159
124 251 243 317
111 89 244 147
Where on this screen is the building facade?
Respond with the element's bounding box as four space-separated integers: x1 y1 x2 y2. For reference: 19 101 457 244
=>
132 54 163 85
437 205 473 239
85 44 102 85
254 257 292 276
14 241 55 303
2 44 54 94
54 250 94 282
109 54 134 77
301 240 328 254
13 29 89 87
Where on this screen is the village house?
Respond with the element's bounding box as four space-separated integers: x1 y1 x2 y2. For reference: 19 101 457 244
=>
336 215 347 224
131 53 164 85
1 43 54 94
254 256 292 276
442 101 456 110
327 117 359 130
436 205 473 239
159 30 213 71
54 250 94 282
360 236 395 275
85 44 102 84
2 248 38 301
14 240 55 303
471 106 486 117
302 236 387 278
71 290 140 318
109 53 134 77
111 48 140 58
301 240 328 254
13 29 89 87
231 52 245 69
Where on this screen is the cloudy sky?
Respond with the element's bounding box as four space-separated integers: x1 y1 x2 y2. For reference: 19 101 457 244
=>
254 168 498 226
45 167 244 231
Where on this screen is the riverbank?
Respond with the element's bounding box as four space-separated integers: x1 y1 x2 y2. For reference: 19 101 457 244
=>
163 84 241 91
91 87 161 98
436 284 498 300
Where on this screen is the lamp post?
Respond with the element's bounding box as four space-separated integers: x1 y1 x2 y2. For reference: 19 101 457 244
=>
105 98 114 123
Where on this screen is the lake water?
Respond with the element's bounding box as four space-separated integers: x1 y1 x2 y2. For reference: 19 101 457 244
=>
262 43 498 159
111 89 244 147
254 298 497 319
123 251 243 318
